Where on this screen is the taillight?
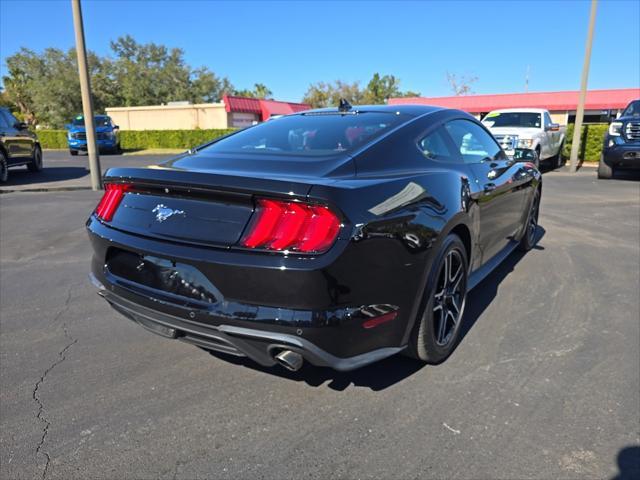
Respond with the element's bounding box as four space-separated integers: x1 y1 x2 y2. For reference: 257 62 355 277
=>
241 198 341 254
94 183 130 221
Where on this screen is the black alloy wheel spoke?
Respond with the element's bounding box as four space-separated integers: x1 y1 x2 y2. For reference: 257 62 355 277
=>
433 249 465 346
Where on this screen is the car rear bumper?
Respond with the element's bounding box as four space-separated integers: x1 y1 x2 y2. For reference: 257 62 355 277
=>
603 144 640 169
92 275 403 371
87 215 429 370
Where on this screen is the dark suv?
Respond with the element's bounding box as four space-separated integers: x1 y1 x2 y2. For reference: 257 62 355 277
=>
0 107 43 183
599 99 640 179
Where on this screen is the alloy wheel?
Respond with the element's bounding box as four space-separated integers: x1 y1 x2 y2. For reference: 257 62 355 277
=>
432 249 466 346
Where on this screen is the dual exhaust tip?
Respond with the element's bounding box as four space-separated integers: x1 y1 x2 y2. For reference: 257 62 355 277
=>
274 349 304 372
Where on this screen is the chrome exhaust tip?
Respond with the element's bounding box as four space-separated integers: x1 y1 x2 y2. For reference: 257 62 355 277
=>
274 350 304 372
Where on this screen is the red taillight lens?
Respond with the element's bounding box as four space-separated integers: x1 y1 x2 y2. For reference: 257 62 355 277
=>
94 183 130 221
241 199 341 253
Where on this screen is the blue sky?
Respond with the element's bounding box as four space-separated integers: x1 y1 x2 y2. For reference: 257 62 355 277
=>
1 0 639 102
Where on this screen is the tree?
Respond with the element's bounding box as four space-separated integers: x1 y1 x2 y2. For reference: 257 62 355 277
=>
303 73 420 107
363 73 402 104
233 83 273 99
109 35 233 106
1 36 235 127
446 71 478 96
253 83 272 99
303 80 364 108
2 48 42 124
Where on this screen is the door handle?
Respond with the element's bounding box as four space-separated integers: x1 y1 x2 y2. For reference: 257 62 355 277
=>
484 183 497 193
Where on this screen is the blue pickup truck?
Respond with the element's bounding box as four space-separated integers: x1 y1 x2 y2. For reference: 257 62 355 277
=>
67 115 121 155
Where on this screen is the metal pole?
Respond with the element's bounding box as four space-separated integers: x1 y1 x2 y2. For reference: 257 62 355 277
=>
569 0 598 173
71 0 102 190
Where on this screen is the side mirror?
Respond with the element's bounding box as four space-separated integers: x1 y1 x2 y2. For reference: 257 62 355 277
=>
547 123 560 132
113 125 120 130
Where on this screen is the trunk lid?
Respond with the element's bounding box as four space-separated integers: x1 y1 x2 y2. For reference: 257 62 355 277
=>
100 152 353 248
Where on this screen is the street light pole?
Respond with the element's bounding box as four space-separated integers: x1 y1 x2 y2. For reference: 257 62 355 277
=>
569 0 598 173
71 0 102 190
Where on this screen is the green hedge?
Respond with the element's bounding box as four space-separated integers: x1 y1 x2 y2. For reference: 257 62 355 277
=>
119 129 236 150
562 123 608 162
37 130 68 149
37 129 236 150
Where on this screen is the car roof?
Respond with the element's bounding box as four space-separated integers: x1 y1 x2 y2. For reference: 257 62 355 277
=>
299 104 445 117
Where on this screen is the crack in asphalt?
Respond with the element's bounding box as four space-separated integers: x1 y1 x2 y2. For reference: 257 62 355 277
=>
32 285 78 480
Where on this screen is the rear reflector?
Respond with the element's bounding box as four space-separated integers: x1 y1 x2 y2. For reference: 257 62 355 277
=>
95 183 130 221
362 311 398 329
241 198 340 253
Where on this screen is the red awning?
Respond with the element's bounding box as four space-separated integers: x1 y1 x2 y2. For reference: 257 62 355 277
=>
223 95 310 121
259 99 309 120
388 88 640 113
222 95 262 114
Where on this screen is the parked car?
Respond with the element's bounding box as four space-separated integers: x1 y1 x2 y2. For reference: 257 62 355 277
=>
482 108 565 168
0 107 43 183
598 99 640 179
67 114 121 155
87 104 542 372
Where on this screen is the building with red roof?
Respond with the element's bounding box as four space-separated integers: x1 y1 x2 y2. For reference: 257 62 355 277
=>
106 96 311 131
389 88 640 124
222 95 310 127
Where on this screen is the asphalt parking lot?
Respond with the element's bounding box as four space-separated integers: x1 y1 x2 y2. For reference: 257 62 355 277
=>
0 150 172 192
1 152 639 479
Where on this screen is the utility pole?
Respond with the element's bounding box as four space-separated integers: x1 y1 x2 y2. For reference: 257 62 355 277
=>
569 0 598 173
71 0 102 190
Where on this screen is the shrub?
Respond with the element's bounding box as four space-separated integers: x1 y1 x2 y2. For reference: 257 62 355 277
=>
562 123 608 162
119 129 236 150
36 130 68 149
36 129 236 150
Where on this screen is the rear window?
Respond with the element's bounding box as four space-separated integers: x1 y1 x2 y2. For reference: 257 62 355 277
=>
199 112 411 157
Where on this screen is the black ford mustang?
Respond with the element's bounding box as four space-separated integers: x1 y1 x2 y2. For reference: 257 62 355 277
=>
87 104 541 371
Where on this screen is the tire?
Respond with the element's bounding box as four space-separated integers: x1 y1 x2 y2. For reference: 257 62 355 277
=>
27 145 43 172
597 154 613 179
406 234 469 364
0 151 8 183
531 149 540 168
518 188 540 252
115 143 122 154
555 141 565 168
70 149 78 156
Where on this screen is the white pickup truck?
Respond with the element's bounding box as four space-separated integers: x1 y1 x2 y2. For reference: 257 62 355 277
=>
481 108 565 168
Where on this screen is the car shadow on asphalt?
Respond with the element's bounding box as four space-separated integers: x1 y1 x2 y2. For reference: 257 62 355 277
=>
611 446 640 480
207 226 547 392
458 227 546 344
2 166 88 187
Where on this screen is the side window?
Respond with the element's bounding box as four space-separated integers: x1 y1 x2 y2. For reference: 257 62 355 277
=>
417 127 459 163
444 119 502 164
2 110 19 127
544 112 553 127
